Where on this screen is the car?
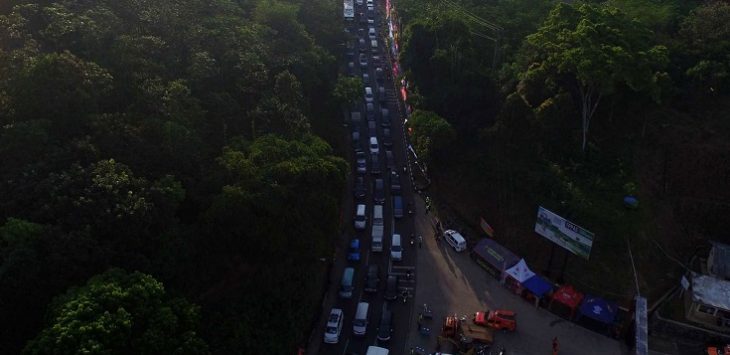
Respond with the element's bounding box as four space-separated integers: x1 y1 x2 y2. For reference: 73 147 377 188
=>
380 108 391 127
369 136 379 155
354 176 367 200
358 38 366 52
324 308 344 343
473 310 517 331
351 130 360 148
373 178 385 204
364 86 374 103
359 53 368 67
390 234 402 261
366 103 375 120
385 150 395 170
371 55 381 66
390 171 401 194
376 306 393 341
346 49 355 59
375 67 384 82
364 264 379 293
368 27 376 40
356 0 363 5
370 152 381 175
382 128 393 148
444 229 467 252
347 239 361 261
363 73 370 85
347 62 355 76
384 275 398 300
368 18 374 25
378 85 385 98
356 150 367 174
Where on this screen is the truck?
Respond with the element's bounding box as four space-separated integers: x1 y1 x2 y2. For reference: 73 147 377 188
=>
365 346 389 355
371 205 384 252
441 315 493 346
473 310 517 331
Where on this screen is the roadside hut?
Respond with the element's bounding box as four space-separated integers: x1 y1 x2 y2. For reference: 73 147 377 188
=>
471 238 520 281
576 294 619 336
504 259 535 294
522 274 554 307
549 285 584 319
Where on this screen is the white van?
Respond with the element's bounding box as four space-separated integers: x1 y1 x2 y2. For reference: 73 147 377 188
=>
324 308 344 343
369 137 379 154
370 39 378 53
364 86 374 103
354 204 367 230
444 229 467 252
390 234 402 261
353 302 369 335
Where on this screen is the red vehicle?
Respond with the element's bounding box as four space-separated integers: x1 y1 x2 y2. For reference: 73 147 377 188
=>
708 345 730 355
473 310 516 331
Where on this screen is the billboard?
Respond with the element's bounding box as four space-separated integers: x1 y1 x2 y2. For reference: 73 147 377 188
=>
534 206 594 260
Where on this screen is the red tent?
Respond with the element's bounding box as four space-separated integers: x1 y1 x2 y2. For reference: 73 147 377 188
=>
549 285 584 319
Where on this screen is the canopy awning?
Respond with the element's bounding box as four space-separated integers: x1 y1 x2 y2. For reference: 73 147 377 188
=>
505 259 535 283
578 294 618 324
472 238 520 271
522 275 553 298
551 285 584 310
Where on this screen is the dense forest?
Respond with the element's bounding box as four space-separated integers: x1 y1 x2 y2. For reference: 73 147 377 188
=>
397 0 730 300
0 0 347 353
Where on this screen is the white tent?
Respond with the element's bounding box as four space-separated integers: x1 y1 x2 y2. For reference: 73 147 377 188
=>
505 258 535 283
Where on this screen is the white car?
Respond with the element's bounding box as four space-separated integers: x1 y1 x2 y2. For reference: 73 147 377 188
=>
368 27 376 40
444 229 467 252
364 86 374 103
390 233 402 261
324 308 344 344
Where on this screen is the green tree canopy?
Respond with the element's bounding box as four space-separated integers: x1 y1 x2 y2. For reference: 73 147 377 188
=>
24 268 208 355
407 110 456 164
520 3 669 152
333 75 364 107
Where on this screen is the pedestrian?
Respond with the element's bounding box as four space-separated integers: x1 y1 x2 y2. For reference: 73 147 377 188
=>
418 235 423 248
552 336 559 355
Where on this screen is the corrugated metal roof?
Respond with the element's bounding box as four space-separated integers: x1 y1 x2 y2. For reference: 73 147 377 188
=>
691 273 730 311
710 241 730 280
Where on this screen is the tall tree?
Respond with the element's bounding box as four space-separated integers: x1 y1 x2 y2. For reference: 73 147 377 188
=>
24 268 208 355
521 3 669 152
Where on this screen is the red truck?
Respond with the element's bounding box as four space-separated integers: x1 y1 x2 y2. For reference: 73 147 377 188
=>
473 310 517 332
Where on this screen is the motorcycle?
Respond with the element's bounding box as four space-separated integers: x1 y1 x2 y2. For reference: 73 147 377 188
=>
410 234 415 247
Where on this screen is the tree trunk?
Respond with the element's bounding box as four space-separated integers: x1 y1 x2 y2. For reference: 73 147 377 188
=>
578 84 602 153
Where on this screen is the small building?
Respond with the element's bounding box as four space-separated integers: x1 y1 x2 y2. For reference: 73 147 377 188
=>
684 273 730 330
707 241 730 281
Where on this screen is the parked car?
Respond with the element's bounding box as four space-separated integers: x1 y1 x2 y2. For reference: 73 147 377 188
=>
373 178 385 204
365 264 379 293
384 275 398 300
355 150 367 174
354 176 367 200
324 308 344 343
376 306 393 341
348 239 361 262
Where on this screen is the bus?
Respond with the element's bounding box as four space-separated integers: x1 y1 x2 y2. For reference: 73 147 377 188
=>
344 0 354 21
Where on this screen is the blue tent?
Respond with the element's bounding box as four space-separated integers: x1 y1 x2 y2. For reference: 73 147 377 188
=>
522 275 553 298
578 294 618 324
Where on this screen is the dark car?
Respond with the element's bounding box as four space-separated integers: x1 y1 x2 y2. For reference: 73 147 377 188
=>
354 176 367 200
384 275 398 301
364 264 379 293
376 306 393 341
352 131 360 148
366 103 375 121
359 53 367 67
385 150 395 171
370 153 381 175
347 239 361 261
390 171 401 194
382 128 393 148
375 67 384 82
374 178 385 204
355 150 367 174
347 62 355 76
380 108 391 128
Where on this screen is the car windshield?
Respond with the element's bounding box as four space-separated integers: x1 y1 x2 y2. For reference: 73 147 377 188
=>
354 319 366 327
326 326 338 334
392 246 402 252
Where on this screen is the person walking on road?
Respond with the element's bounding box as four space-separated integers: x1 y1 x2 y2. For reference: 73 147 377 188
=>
418 235 423 248
552 336 559 355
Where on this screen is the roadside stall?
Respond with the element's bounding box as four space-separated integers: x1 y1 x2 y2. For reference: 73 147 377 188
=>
548 285 584 319
522 274 554 307
471 238 520 280
504 259 535 294
576 294 619 336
